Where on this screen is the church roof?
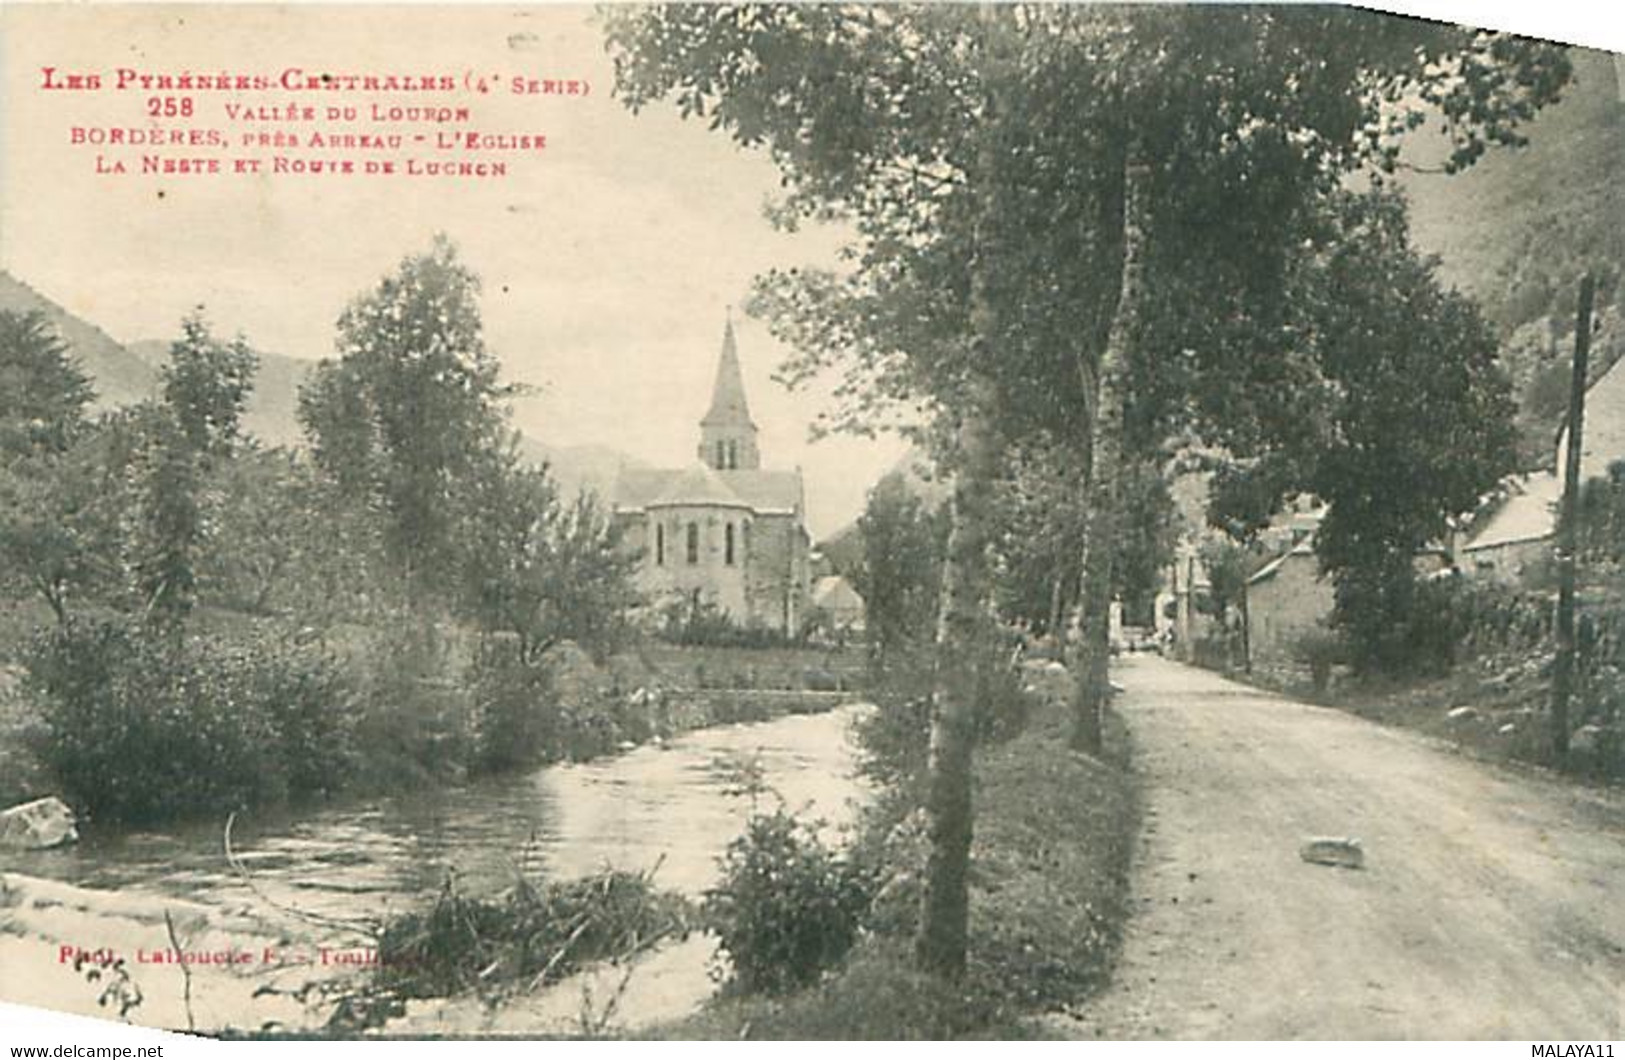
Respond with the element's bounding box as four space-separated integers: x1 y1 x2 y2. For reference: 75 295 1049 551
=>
649 464 754 509
718 469 802 513
701 317 755 429
610 463 801 514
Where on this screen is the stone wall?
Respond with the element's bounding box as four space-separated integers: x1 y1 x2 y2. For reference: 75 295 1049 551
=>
1248 554 1336 666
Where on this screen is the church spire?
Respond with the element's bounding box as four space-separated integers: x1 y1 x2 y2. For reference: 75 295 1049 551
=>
702 312 754 429
698 313 761 471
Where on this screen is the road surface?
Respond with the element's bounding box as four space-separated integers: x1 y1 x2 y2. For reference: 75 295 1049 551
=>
1061 655 1625 1040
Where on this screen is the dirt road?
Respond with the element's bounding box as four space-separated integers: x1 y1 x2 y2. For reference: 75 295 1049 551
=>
1061 656 1625 1040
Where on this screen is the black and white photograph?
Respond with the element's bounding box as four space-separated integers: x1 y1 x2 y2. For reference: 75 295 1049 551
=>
0 1 1621 1043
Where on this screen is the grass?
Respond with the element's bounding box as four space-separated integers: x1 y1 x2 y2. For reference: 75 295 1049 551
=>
642 661 1139 1040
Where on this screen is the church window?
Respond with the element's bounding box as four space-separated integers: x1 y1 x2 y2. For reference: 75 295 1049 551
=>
726 440 738 470
725 522 736 566
655 523 665 566
686 522 699 565
715 440 726 469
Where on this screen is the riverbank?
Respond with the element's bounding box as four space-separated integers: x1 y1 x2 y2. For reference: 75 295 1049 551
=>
0 626 864 826
646 661 1140 1040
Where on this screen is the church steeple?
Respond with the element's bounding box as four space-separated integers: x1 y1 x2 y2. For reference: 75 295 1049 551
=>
698 313 760 471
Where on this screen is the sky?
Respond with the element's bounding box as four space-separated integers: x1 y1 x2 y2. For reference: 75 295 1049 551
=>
0 5 908 538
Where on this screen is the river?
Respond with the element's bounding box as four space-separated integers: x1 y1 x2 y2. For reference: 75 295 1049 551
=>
7 704 873 926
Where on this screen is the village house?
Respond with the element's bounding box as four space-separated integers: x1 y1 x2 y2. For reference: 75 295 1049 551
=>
1461 349 1625 580
609 319 813 634
812 575 866 635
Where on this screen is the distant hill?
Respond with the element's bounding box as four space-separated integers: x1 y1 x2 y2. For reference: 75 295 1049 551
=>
513 434 649 502
126 338 313 449
814 443 945 572
0 271 156 408
1399 48 1625 467
3 269 642 499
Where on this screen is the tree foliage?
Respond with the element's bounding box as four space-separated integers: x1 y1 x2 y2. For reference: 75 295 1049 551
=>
299 234 514 602
456 455 640 664
0 310 112 621
0 309 95 459
163 310 257 458
853 471 947 666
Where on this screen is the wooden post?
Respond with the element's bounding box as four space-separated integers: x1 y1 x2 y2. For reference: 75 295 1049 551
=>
1240 578 1252 674
1552 274 1594 762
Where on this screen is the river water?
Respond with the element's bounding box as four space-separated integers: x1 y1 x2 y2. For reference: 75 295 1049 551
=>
6 705 873 926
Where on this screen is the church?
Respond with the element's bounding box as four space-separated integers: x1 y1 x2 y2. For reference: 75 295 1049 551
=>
609 319 813 634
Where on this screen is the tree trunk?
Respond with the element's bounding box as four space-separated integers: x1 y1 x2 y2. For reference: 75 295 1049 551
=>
915 373 1001 979
1073 152 1149 754
916 21 1007 968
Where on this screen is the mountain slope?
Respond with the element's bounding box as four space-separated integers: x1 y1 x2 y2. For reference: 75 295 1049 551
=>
1399 48 1625 466
126 338 313 449
0 271 156 408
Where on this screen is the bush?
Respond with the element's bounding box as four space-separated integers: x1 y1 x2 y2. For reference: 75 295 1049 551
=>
350 620 474 790
655 594 811 649
1290 626 1346 693
704 808 873 995
468 642 557 773
24 619 358 824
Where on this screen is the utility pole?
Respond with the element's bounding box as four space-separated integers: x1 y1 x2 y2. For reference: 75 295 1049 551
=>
1551 273 1594 763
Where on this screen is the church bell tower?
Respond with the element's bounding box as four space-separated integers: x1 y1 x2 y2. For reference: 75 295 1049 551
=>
698 315 761 472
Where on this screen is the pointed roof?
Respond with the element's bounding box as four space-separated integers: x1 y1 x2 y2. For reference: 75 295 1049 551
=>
701 316 755 429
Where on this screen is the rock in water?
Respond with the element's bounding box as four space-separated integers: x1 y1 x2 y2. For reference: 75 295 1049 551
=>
1299 836 1363 870
0 796 78 849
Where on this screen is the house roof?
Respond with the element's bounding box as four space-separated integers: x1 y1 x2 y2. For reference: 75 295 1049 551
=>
1247 541 1316 586
1462 471 1562 553
813 575 864 610
1557 349 1625 484
610 463 801 515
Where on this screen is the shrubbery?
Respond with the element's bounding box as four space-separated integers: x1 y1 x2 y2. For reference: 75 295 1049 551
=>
468 641 558 773
1290 626 1346 693
703 808 873 995
25 619 358 824
655 594 812 650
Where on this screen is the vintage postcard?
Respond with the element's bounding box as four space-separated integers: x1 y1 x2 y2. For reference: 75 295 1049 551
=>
0 2 1622 1044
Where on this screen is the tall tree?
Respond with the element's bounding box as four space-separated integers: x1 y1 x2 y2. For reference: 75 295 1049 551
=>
1306 194 1518 672
129 313 259 627
853 471 947 669
0 310 110 621
300 235 513 605
163 310 257 458
455 454 640 664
